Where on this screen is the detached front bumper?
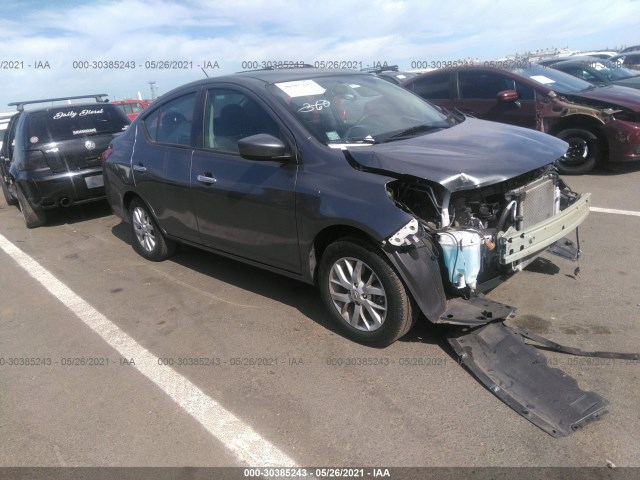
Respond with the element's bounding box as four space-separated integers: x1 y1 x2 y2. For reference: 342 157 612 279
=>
498 193 591 264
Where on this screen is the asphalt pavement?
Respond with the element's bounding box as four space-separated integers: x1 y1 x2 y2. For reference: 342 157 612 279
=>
0 163 639 470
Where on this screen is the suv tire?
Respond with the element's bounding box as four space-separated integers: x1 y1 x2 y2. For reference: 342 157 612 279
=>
1 177 17 206
16 185 46 228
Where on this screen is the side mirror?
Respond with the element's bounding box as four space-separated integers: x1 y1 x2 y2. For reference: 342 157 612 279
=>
497 90 519 102
238 134 291 161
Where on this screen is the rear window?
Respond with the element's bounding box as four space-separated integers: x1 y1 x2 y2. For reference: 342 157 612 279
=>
25 105 129 146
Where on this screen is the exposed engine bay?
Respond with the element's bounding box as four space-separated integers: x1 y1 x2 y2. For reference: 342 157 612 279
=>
387 166 588 293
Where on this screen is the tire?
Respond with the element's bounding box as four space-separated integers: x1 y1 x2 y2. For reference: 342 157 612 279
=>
1 177 17 206
128 197 176 261
318 238 417 347
555 128 599 175
16 185 46 228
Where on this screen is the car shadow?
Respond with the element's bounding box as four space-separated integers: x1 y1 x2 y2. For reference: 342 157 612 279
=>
111 220 444 349
590 162 640 176
41 201 113 227
524 257 561 275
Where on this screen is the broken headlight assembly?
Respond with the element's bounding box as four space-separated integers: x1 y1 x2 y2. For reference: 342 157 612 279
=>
388 167 590 293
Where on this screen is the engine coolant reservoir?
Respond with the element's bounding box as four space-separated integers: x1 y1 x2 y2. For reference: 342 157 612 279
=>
437 230 483 290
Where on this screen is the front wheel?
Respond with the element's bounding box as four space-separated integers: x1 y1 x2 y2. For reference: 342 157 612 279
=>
129 197 176 261
555 128 599 175
318 239 417 347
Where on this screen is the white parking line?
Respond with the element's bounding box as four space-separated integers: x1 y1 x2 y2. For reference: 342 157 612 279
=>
590 206 640 217
0 233 298 468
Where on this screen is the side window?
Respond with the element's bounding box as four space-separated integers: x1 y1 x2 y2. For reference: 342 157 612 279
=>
514 80 535 101
564 67 598 82
458 71 513 99
579 69 599 82
204 89 283 154
143 93 196 146
410 73 450 100
2 115 20 160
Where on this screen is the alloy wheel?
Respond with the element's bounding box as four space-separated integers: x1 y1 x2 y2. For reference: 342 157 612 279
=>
328 257 388 331
132 206 156 252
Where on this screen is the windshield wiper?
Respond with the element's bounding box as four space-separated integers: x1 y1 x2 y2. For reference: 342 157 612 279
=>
331 135 377 144
381 124 446 142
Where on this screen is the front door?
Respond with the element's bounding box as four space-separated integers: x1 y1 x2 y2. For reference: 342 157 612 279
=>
190 87 301 273
455 71 538 129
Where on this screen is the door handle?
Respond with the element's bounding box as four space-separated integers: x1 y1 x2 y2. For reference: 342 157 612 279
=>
133 164 147 172
197 173 217 184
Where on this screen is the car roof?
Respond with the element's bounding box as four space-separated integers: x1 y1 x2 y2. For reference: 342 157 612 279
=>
620 45 640 53
551 57 608 68
8 93 109 112
112 99 147 104
185 68 368 87
611 52 640 60
156 68 373 98
401 65 559 92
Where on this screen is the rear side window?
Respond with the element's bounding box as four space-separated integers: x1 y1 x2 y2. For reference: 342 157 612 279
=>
116 104 133 115
143 93 196 146
25 105 129 146
410 73 451 100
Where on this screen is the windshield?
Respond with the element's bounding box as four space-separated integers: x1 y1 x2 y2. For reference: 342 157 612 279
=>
595 64 640 81
267 74 452 144
511 65 594 94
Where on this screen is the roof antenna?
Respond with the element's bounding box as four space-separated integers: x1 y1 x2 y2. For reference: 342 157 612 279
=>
201 67 209 78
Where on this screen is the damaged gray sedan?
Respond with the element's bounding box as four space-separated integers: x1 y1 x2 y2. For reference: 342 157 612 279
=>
103 68 590 347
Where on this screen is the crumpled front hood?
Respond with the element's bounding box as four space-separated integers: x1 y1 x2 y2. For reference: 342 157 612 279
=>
567 84 640 112
345 118 568 192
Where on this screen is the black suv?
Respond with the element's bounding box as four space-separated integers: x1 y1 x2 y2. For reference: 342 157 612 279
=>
103 68 589 347
0 94 130 227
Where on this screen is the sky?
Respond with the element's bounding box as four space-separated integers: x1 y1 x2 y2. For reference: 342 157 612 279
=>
0 0 638 111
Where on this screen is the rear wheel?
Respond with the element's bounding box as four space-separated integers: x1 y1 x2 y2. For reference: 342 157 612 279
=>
318 238 417 347
16 185 46 228
129 197 176 261
555 128 599 175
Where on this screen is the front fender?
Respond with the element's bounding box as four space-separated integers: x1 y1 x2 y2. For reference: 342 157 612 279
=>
383 238 448 322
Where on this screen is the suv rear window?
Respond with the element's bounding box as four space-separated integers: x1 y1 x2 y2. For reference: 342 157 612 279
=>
25 105 128 146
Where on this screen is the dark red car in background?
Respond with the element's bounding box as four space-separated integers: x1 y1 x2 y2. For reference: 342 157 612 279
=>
402 64 640 174
112 99 149 120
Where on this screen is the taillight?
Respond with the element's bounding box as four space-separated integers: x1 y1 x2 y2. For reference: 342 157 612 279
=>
20 150 48 171
101 147 113 162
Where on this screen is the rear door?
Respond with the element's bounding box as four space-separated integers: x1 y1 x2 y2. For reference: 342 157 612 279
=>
132 91 200 242
190 86 301 273
454 70 538 129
